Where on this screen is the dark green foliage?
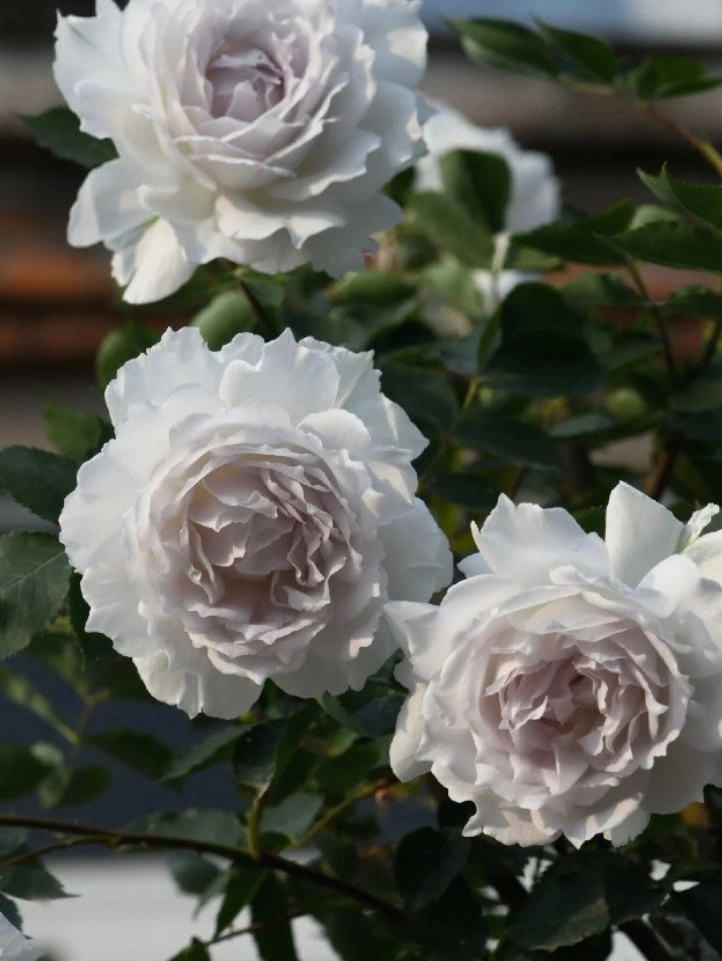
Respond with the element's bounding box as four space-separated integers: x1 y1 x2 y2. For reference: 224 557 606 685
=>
44 404 113 464
251 874 299 961
453 18 722 98
23 107 117 168
0 533 71 657
0 447 77 523
395 828 470 910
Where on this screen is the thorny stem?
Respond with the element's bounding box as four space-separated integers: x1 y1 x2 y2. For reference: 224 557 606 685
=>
207 911 303 946
639 102 722 182
246 788 269 861
644 435 682 501
560 75 722 182
238 276 282 340
625 259 677 382
0 813 406 923
299 780 393 846
618 919 679 961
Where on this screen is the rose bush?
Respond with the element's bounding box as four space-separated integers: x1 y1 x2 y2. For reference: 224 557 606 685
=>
415 103 560 310
53 0 429 302
59 327 452 718
388 483 722 847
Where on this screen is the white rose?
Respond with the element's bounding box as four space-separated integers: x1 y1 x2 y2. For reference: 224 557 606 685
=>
59 328 452 718
54 0 429 303
387 483 722 847
415 104 560 312
0 917 40 961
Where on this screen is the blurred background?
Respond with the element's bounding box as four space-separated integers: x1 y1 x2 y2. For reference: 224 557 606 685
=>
0 4 721 958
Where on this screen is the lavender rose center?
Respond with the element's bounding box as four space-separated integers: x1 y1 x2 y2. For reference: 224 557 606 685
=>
206 42 286 121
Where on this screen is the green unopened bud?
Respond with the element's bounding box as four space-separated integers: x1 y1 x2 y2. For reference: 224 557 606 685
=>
191 291 257 350
96 324 158 390
605 387 648 421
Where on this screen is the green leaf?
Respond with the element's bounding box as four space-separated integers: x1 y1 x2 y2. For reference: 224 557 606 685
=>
331 272 416 309
395 828 469 911
0 861 69 900
0 895 21 930
22 107 117 168
432 472 499 510
349 689 405 737
319 682 407 739
191 291 258 350
0 745 50 799
616 220 722 273
409 875 484 961
453 18 558 78
169 855 221 896
512 221 626 266
88 729 174 778
626 55 722 99
0 446 77 523
318 908 400 961
66 573 149 700
0 533 71 657
315 742 384 797
44 404 113 464
639 166 722 235
439 150 511 234
410 191 494 267
508 850 657 953
163 723 250 781
575 507 606 537
666 286 722 320
561 272 645 313
234 704 317 794
508 858 608 951
96 324 159 390
0 665 77 743
262 792 324 843
454 413 562 469
56 765 113 807
167 938 211 961
537 22 617 82
214 865 265 936
489 284 603 398
251 874 299 961
380 366 459 434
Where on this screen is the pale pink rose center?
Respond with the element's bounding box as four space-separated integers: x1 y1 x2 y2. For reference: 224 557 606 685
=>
206 43 286 121
476 621 684 793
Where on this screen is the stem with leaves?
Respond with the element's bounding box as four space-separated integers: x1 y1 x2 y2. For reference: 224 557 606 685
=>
0 812 407 923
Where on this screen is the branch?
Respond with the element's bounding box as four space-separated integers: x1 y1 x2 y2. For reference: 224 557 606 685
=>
0 813 406 923
644 435 682 500
619 919 679 961
639 102 722 182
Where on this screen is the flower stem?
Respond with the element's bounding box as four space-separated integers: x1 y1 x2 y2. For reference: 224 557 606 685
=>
0 812 406 923
639 102 722 182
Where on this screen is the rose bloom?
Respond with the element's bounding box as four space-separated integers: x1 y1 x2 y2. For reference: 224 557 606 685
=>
388 483 722 846
60 328 452 718
54 0 429 303
415 104 560 313
0 917 40 961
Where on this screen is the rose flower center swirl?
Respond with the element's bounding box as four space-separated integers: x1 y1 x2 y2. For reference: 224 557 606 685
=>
136 447 362 662
478 620 690 799
205 39 287 122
